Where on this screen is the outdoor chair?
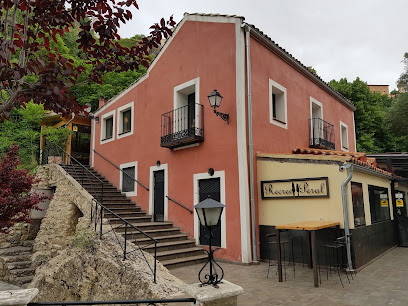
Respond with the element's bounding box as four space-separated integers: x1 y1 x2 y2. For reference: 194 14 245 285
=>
266 230 305 280
318 234 354 288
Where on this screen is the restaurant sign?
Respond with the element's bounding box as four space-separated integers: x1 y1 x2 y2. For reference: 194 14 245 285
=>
261 177 329 199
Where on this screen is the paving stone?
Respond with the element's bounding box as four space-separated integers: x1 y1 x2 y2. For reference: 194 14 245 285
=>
170 247 408 305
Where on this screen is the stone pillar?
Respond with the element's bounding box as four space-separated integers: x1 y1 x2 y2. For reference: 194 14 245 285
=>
185 280 244 306
0 288 39 306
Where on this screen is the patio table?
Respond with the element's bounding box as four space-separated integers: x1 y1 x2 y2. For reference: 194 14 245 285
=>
275 221 340 287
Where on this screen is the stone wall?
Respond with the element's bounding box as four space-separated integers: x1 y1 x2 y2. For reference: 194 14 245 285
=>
30 164 185 302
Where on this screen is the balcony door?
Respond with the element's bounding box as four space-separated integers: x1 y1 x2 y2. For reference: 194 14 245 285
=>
310 98 323 145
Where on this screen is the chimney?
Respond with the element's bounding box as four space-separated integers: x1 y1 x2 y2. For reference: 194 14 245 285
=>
98 96 106 108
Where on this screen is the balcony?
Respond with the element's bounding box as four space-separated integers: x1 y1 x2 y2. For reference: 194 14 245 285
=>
309 118 335 150
161 104 204 149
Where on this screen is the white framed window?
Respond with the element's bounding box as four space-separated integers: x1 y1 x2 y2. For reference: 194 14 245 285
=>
269 79 287 129
193 170 227 249
173 77 200 134
100 110 115 144
340 121 349 151
120 161 137 197
117 101 134 139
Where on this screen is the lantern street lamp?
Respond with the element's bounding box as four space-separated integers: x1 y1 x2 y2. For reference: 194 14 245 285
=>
208 89 229 124
194 197 226 286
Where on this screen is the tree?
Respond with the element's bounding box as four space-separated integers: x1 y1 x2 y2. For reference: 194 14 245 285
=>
0 1 176 117
397 52 408 92
0 101 47 170
0 144 46 233
387 93 408 140
329 77 404 153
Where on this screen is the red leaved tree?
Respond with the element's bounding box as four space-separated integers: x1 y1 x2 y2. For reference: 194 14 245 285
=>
0 0 175 117
0 144 47 233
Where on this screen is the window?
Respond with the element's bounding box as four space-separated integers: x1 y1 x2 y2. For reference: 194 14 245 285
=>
117 102 134 139
100 110 115 144
351 182 365 227
340 121 349 151
269 79 287 129
120 161 137 196
122 166 135 192
368 185 390 223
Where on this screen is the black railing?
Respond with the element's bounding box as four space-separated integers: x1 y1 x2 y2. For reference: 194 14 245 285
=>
92 149 149 191
309 118 335 150
40 143 104 204
161 103 204 149
28 297 196 305
166 195 193 214
91 198 158 283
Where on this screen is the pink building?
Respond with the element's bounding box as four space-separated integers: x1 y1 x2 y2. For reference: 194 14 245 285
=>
91 13 357 264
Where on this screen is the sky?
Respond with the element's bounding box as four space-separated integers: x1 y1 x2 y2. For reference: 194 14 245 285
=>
117 0 407 90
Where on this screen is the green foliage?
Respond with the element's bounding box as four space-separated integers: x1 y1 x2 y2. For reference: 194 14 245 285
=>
70 67 147 110
0 102 47 170
41 126 72 148
387 93 408 140
397 52 408 91
72 228 96 252
328 77 404 153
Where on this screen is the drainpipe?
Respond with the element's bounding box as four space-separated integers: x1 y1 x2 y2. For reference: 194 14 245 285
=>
243 23 257 262
341 163 354 271
63 113 75 128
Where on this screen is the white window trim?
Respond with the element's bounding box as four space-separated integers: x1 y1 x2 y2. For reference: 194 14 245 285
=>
117 101 134 140
269 78 288 129
173 77 201 132
100 109 116 145
340 121 349 152
119 161 138 197
149 164 168 221
193 171 227 249
310 97 323 120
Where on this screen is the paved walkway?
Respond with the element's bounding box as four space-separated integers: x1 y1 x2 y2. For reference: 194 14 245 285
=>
170 247 408 305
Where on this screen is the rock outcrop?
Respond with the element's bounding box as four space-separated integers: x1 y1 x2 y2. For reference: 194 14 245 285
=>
29 164 185 302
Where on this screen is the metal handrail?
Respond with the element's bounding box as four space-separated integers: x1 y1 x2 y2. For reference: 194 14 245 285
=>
41 143 105 204
92 149 149 191
28 297 196 305
90 198 158 283
166 195 193 214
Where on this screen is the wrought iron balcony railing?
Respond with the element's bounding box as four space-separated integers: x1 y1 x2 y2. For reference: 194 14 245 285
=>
309 118 335 150
161 103 204 149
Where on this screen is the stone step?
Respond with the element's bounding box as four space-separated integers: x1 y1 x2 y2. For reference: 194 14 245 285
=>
7 261 32 270
104 211 147 218
107 216 152 224
163 254 208 269
12 275 34 286
123 227 182 239
155 247 206 262
9 267 36 277
133 233 188 245
101 199 135 204
143 239 197 253
114 221 174 233
102 203 139 209
20 240 35 248
1 254 32 263
0 246 32 256
104 206 142 213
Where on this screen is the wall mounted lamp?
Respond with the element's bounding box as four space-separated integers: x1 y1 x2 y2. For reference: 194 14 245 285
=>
156 160 161 167
208 89 229 124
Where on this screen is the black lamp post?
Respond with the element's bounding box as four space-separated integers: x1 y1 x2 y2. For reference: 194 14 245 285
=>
194 197 226 286
208 89 229 124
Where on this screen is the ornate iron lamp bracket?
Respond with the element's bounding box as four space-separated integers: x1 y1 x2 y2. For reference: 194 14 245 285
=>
213 109 229 124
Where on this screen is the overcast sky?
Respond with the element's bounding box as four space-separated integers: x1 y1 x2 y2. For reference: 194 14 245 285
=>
118 0 406 90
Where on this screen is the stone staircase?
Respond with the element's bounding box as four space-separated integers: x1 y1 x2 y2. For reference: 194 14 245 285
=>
62 164 207 269
0 240 35 287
